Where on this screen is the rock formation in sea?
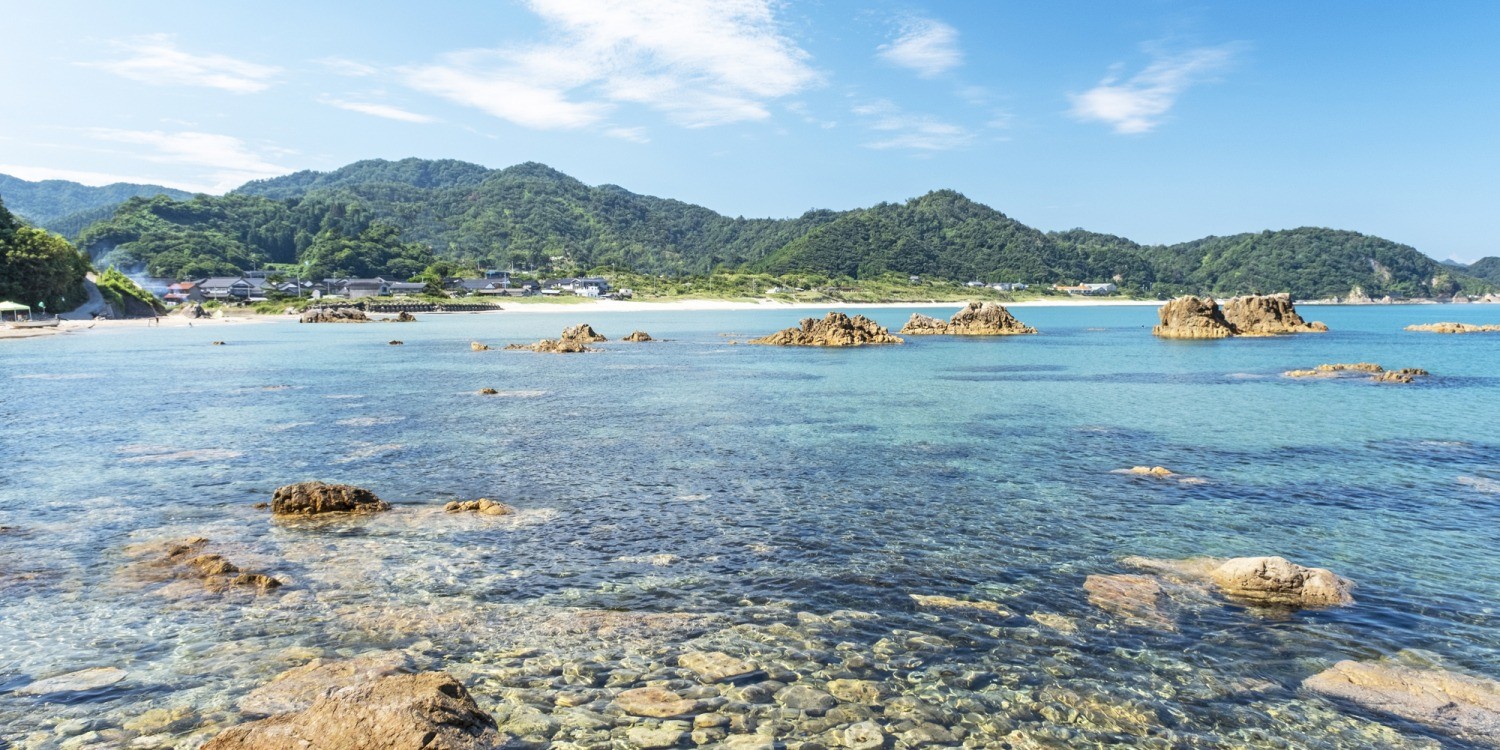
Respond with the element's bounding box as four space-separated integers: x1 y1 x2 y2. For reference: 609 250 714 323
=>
388 340 403 345
562 323 607 342
299 308 369 323
1125 555 1354 608
470 341 490 351
390 311 416 322
506 323 608 353
204 672 500 750
1284 363 1429 384
1153 294 1326 339
623 330 654 342
270 481 390 516
126 537 281 595
1406 322 1500 334
1302 655 1500 746
478 387 498 395
750 312 904 347
898 301 1037 336
444 498 513 516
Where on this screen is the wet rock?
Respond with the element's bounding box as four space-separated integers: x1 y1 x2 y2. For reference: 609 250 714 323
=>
388 340 403 345
479 387 499 395
1207 556 1354 607
826 679 886 705
750 312 904 347
909 594 1009 617
721 735 776 750
623 330 655 342
1083 574 1173 630
17 666 126 695
1303 657 1500 746
205 672 500 750
1028 613 1078 634
900 722 960 746
562 323 607 342
471 341 491 351
270 481 390 516
503 705 560 738
1372 368 1430 384
506 338 595 353
616 687 705 718
300 308 368 323
627 726 687 749
211 340 226 346
237 651 414 716
1220 293 1328 336
899 301 1037 336
126 537 282 595
1151 296 1233 339
678 651 758 684
1125 465 1174 477
124 707 199 735
392 311 417 322
775 685 836 713
444 498 515 516
1405 322 1500 334
842 720 886 750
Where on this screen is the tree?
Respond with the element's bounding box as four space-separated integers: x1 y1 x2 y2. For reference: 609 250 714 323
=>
0 197 91 311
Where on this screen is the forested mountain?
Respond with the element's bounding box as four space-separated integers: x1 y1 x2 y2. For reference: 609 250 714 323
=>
15 158 1492 298
0 174 192 234
1465 257 1500 284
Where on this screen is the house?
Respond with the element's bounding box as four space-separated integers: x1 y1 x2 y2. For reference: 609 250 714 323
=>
965 280 986 288
544 277 610 295
989 282 1028 292
340 279 390 299
1054 283 1118 296
163 281 202 304
198 277 264 301
386 281 426 296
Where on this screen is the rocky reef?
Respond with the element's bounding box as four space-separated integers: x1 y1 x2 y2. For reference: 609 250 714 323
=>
299 308 369 324
750 312 904 347
1153 294 1326 339
1303 654 1500 746
898 301 1037 336
623 330 654 342
1284 363 1430 383
1122 555 1354 609
1406 322 1500 334
125 537 281 595
444 498 514 516
270 482 390 517
470 341 490 351
506 323 606 353
562 323 607 342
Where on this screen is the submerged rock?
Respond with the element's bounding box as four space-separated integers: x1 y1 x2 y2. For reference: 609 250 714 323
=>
910 593 1010 616
615 686 704 718
1303 657 1500 746
207 672 500 750
1083 574 1173 630
899 301 1037 336
127 537 282 595
750 312 904 347
622 330 654 342
1405 322 1500 334
1154 294 1325 339
299 308 368 324
237 652 416 716
271 481 390 516
16 666 127 695
678 651 757 683
443 498 514 516
1284 363 1430 384
1207 556 1354 607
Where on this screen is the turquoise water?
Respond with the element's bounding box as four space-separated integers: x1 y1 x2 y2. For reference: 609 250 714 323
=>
1 304 1498 748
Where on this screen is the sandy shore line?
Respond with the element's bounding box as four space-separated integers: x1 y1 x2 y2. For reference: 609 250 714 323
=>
0 314 274 340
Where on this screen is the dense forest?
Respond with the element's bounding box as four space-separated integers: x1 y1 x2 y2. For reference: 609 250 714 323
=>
0 174 191 232
1462 256 1500 285
6 158 1492 298
0 196 91 311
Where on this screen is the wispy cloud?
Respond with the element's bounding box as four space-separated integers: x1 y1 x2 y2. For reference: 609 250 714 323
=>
316 57 381 77
84 34 281 93
604 126 650 143
404 0 818 130
853 99 971 151
84 129 290 191
1069 44 1243 134
878 16 962 78
320 97 437 124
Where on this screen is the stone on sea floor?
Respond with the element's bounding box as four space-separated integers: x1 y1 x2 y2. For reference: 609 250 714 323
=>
1029 612 1079 634
842 720 887 750
615 686 704 718
205 672 500 750
750 312 904 347
444 498 514 516
1405 322 1500 334
1303 657 1500 746
237 651 416 716
678 651 757 683
299 307 368 323
909 593 1010 616
774 684 837 713
16 666 127 695
1207 556 1354 607
124 706 199 735
1153 293 1325 339
1083 574 1173 630
270 481 390 516
898 301 1037 336
126 537 281 596
827 679 887 705
623 330 654 342
626 725 687 749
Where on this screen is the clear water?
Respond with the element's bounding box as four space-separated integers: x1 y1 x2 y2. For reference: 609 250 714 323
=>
1 304 1498 748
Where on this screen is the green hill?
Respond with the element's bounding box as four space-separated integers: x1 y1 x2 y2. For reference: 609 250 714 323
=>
0 174 193 235
1465 257 1500 284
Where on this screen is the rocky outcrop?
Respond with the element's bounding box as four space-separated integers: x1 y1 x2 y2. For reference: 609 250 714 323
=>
1220 293 1328 336
1372 368 1430 384
623 330 654 342
1284 363 1429 384
1125 555 1354 608
1153 294 1326 339
206 672 501 750
392 311 416 322
238 652 416 716
470 341 490 351
561 323 606 342
1303 657 1500 746
505 338 593 353
750 312 904 347
1151 296 1234 339
1406 322 1500 334
300 308 369 324
271 482 390 516
128 537 281 594
899 301 1037 336
443 498 513 516
388 340 403 345
478 387 498 395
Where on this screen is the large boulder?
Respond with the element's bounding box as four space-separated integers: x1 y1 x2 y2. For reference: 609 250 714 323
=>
750 312 904 347
622 330 654 342
238 652 415 716
205 672 502 750
271 482 390 516
300 308 369 324
1303 658 1500 746
561 323 606 342
899 301 1036 335
1206 556 1353 607
1220 293 1328 336
1151 296 1234 339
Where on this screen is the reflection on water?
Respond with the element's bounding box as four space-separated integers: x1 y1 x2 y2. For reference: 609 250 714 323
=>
1 304 1498 748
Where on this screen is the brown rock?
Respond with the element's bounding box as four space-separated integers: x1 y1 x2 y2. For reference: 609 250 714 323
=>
1126 465 1174 477
1405 322 1500 334
470 341 491 351
900 301 1036 335
393 311 416 322
897 313 950 335
127 538 281 596
1372 368 1430 384
1207 556 1354 607
561 323 606 342
1083 574 1173 629
270 482 390 516
443 498 514 516
910 593 1009 616
207 672 500 750
750 312 904 347
1151 296 1234 339
678 651 757 683
1303 658 1500 745
505 337 594 353
615 686 704 718
238 652 415 716
478 388 499 395
388 340 403 345
622 330 654 342
300 308 369 324
1220 293 1327 336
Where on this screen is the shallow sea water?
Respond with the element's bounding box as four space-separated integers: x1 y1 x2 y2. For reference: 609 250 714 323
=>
1 304 1498 748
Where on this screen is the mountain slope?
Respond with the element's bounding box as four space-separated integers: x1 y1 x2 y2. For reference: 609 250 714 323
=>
0 174 193 232
1465 257 1500 284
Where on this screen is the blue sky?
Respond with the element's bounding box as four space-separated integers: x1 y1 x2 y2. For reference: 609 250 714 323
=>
2 1 1497 261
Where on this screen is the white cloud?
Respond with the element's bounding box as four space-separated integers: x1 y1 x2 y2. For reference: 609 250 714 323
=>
404 0 818 130
878 17 962 77
84 129 291 191
604 126 650 143
317 57 381 77
320 97 437 124
1069 44 1242 134
85 34 280 93
853 99 971 151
